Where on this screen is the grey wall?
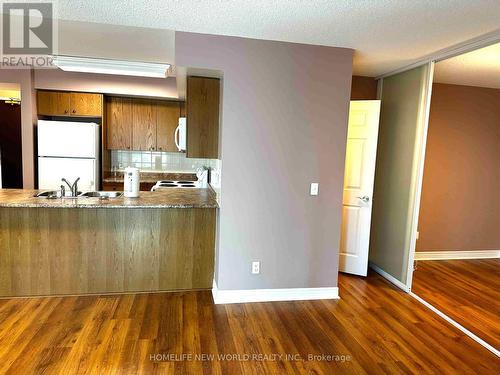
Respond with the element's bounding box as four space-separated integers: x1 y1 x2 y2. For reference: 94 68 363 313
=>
176 32 353 290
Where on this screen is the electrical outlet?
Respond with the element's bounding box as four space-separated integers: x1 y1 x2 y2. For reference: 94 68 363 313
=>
310 183 319 196
251 261 260 274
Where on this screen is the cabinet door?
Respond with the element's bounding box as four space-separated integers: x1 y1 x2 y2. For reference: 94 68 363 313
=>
102 182 122 191
37 91 71 116
106 97 132 150
132 99 156 151
186 77 220 159
70 92 103 116
140 182 155 191
156 101 180 152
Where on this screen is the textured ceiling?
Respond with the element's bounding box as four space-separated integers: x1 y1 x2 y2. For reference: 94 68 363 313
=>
434 42 500 89
51 0 500 76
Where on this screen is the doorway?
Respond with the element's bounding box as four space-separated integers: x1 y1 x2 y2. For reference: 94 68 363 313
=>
339 100 381 276
0 83 23 188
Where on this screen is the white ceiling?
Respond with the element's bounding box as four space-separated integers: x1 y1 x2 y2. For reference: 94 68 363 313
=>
434 42 500 89
50 1 500 76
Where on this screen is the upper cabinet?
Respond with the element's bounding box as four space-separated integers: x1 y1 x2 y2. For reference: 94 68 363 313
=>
69 92 103 116
37 91 71 116
186 76 220 159
132 99 157 151
37 90 103 117
105 96 181 152
157 101 182 152
105 97 132 150
37 79 221 156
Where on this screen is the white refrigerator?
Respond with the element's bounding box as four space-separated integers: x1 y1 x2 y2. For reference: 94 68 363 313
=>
37 120 100 191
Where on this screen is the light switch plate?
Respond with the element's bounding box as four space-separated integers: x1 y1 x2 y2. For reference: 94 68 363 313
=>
310 183 319 196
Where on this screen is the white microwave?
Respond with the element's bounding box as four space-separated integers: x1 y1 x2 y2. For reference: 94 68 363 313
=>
175 117 187 152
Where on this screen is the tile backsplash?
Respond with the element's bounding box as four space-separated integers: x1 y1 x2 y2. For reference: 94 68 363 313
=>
111 150 218 173
111 150 222 203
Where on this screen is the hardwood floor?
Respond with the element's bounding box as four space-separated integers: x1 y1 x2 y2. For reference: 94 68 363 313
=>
412 259 500 350
0 271 498 374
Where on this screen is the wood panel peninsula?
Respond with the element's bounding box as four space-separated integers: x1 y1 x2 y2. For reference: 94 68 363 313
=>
0 189 218 297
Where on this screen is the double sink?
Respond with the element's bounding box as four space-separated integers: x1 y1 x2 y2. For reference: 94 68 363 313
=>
35 191 123 199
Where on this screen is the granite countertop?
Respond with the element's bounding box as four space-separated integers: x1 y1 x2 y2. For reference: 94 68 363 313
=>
103 172 197 184
0 189 218 209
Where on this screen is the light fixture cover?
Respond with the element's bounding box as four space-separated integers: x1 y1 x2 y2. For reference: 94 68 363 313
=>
52 56 170 78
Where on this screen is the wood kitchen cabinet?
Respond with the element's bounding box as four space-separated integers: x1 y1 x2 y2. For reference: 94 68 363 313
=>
132 99 156 151
105 96 181 152
37 91 71 116
156 101 181 152
37 90 103 117
105 97 132 150
103 181 155 191
102 182 122 191
69 92 103 116
186 76 220 159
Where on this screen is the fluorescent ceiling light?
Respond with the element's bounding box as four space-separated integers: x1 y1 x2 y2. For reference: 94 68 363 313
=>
52 56 170 78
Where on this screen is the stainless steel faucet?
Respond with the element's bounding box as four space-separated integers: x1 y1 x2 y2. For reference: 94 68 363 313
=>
62 177 80 197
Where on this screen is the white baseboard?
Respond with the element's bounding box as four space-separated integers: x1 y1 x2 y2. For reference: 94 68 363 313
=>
410 292 500 357
211 280 339 305
414 250 500 261
368 262 410 292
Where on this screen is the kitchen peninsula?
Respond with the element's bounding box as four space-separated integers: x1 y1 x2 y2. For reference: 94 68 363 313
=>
0 188 218 297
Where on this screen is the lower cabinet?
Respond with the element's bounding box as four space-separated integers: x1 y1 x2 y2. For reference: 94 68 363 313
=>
102 182 121 191
103 182 155 192
0 207 216 296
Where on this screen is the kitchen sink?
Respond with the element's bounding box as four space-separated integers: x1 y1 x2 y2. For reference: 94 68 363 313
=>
34 191 122 199
34 191 82 198
79 191 123 198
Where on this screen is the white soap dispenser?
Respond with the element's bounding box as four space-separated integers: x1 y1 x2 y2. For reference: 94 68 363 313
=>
124 167 140 198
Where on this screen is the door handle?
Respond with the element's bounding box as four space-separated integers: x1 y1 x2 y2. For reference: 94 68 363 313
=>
357 196 370 203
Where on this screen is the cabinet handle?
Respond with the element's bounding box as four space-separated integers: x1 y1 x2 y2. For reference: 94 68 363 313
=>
64 109 68 114
72 109 76 114
127 146 130 150
158 147 162 151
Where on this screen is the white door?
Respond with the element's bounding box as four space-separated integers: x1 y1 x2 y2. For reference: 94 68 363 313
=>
37 120 98 158
38 157 97 191
339 100 381 276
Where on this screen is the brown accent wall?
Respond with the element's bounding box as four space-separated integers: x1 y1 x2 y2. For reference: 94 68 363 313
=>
351 76 378 100
417 83 500 251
